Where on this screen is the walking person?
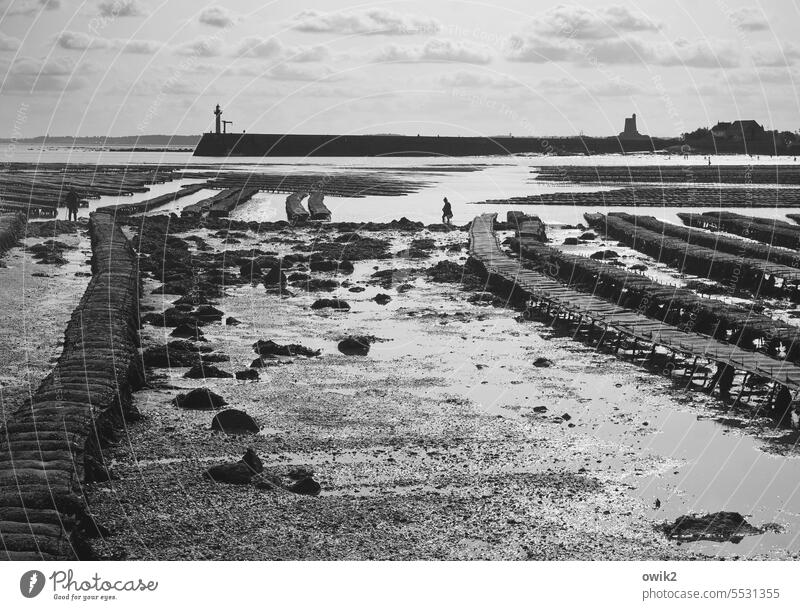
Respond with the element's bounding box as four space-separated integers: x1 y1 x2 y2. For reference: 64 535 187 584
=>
65 188 80 222
441 197 453 226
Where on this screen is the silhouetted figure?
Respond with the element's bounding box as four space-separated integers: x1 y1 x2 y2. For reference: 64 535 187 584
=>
65 188 79 222
774 384 793 425
707 361 734 400
442 197 453 225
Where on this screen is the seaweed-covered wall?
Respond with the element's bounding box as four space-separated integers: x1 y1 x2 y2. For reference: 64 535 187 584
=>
0 211 141 560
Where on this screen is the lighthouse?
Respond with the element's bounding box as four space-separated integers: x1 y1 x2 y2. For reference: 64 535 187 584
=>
214 104 222 135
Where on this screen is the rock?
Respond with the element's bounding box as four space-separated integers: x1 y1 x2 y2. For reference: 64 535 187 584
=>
142 340 203 367
533 406 548 413
170 322 205 340
242 448 263 473
235 369 260 381
659 512 766 543
562 237 579 245
253 339 320 358
288 476 321 496
252 472 281 490
173 388 227 410
373 293 392 305
299 278 339 292
288 465 314 479
579 232 597 240
338 336 371 356
225 316 241 326
192 305 224 323
629 264 647 272
184 364 233 379
589 250 619 260
211 409 259 434
533 357 553 367
349 286 365 293
262 266 286 286
561 413 572 421
204 461 254 484
309 258 354 273
311 298 350 311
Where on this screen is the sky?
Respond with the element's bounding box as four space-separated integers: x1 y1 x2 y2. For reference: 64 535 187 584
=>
0 0 798 138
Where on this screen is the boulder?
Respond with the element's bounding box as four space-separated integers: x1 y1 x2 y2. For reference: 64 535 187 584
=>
373 293 392 305
192 305 224 323
170 322 205 340
183 364 233 379
288 477 321 496
225 316 241 326
204 449 263 485
311 298 350 311
262 266 286 286
173 388 227 410
309 258 354 273
659 511 766 543
533 357 553 368
211 409 260 434
579 232 597 240
338 336 371 356
235 369 260 381
562 237 579 246
589 250 619 260
253 339 320 358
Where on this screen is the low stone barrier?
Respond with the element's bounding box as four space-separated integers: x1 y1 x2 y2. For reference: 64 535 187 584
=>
0 212 25 256
0 211 142 560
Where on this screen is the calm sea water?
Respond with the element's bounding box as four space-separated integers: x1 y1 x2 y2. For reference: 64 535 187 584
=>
13 147 800 225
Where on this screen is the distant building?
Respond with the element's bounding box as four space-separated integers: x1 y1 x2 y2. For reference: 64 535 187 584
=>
710 120 767 141
619 113 649 140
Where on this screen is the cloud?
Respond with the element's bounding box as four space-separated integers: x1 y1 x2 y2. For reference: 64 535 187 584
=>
508 35 739 68
235 36 282 58
55 30 162 54
440 71 522 89
290 8 439 36
377 39 493 64
284 44 330 62
532 5 661 40
7 0 59 16
174 36 225 57
749 42 800 67
267 63 339 81
537 76 643 97
0 32 21 50
98 0 146 17
198 6 238 28
1 56 92 92
730 7 769 32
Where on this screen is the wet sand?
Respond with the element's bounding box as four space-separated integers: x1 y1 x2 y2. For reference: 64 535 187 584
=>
77 219 797 560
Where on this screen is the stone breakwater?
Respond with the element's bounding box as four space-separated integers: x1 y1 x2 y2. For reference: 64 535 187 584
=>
0 211 142 560
0 212 25 256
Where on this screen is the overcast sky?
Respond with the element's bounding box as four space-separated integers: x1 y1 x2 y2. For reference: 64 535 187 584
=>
0 0 797 137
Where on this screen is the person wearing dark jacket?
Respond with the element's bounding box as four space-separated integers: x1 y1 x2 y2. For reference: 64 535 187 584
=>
441 197 453 225
65 188 80 222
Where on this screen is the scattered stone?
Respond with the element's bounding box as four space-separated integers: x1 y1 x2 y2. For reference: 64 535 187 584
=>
170 322 205 340
211 409 260 434
659 512 770 543
533 357 553 368
579 232 597 240
533 406 548 413
225 316 241 326
262 266 286 286
310 258 354 273
349 286 366 293
142 341 203 367
396 283 414 293
561 413 572 421
311 298 350 311
288 477 321 496
184 364 233 379
173 388 227 410
338 336 371 356
562 237 579 246
373 293 392 305
235 369 260 381
253 339 320 358
589 250 619 260
204 449 262 485
193 305 224 323
629 264 647 272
